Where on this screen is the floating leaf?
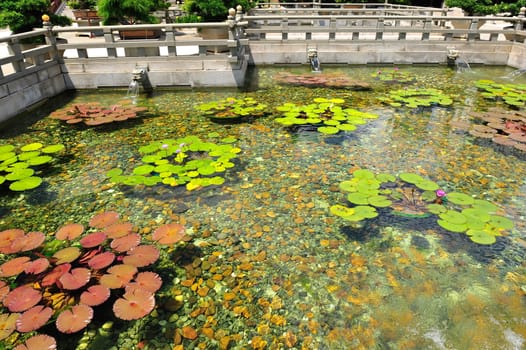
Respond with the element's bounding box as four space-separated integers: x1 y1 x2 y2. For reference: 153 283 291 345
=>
89 211 120 229
80 285 111 306
56 304 93 333
55 223 84 241
4 285 42 312
127 271 162 294
347 192 370 205
447 192 475 205
13 334 57 350
152 223 186 245
437 219 467 233
399 172 424 184
16 305 53 332
466 230 497 245
58 268 91 290
53 247 81 264
0 256 31 277
79 232 107 248
21 143 43 152
122 245 160 268
0 313 21 341
110 234 141 252
100 264 137 289
88 252 116 270
9 177 42 191
113 288 155 321
368 195 392 208
488 215 514 230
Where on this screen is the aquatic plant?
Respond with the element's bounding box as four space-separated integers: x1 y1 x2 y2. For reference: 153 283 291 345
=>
475 80 526 109
106 135 240 191
49 102 149 126
452 109 526 152
0 143 65 192
331 169 514 244
0 211 189 347
274 98 378 135
274 72 372 90
196 97 267 122
378 88 453 108
371 67 416 84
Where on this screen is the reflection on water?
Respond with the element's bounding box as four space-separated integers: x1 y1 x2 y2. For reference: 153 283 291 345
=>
0 65 525 349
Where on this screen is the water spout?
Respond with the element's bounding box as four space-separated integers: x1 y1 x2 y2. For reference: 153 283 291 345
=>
126 65 152 100
307 48 321 72
503 68 526 80
127 80 140 99
455 57 472 73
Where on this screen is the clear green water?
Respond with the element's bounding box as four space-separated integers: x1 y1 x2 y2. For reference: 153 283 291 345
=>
1 65 525 349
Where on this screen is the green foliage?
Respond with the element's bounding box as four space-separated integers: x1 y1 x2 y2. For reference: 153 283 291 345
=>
445 0 526 16
0 142 65 192
330 169 514 245
274 98 378 134
97 0 168 24
107 135 240 191
371 68 416 84
196 97 268 122
0 0 71 36
68 0 97 9
475 80 526 109
182 0 254 22
378 88 453 109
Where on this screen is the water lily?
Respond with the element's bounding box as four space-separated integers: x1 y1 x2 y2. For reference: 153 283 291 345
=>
435 189 447 198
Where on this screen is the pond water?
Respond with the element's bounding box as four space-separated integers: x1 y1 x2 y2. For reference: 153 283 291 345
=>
1 65 525 350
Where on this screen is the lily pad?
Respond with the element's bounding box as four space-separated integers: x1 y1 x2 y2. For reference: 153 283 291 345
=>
466 230 497 245
399 172 424 184
9 177 43 191
447 192 475 205
437 219 467 233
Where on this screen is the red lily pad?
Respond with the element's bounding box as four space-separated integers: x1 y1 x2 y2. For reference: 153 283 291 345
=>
88 251 115 270
100 264 138 289
55 223 84 241
104 222 134 239
52 247 81 264
4 285 42 312
113 288 155 320
122 245 160 267
80 284 111 306
24 258 50 275
16 305 53 332
56 304 94 333
0 312 21 341
152 223 186 244
0 256 31 277
127 271 162 293
42 264 71 287
58 267 91 290
0 229 25 253
110 233 141 252
79 232 107 248
10 231 46 253
89 211 120 229
13 334 57 350
0 281 9 303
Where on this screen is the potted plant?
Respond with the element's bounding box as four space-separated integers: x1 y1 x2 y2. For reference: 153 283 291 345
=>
97 0 168 39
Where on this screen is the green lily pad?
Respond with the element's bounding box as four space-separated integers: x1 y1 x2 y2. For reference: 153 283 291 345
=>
447 192 475 205
376 173 396 183
466 230 496 245
437 219 467 233
426 203 447 214
415 180 439 191
9 176 42 191
399 172 424 184
488 215 514 230
0 152 17 161
107 168 123 178
339 180 357 192
5 168 35 181
318 126 340 134
353 169 375 179
41 144 65 153
439 210 467 225
26 155 53 166
18 151 41 161
133 165 155 176
21 143 43 152
330 204 356 218
347 192 370 205
472 199 498 214
368 195 392 208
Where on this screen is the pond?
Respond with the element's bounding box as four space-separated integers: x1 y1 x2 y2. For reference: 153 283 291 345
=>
0 65 525 350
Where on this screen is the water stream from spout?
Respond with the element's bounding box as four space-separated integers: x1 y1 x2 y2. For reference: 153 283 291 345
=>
127 80 140 99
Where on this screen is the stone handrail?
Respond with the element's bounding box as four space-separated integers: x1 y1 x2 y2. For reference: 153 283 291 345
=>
243 14 526 42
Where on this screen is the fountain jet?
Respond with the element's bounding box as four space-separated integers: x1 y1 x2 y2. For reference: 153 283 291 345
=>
307 48 321 72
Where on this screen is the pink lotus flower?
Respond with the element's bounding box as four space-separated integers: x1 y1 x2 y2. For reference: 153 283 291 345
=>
16 305 53 332
435 189 447 198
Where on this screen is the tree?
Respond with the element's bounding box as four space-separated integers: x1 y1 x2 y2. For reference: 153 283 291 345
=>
445 0 526 16
97 0 168 25
182 0 254 22
0 0 71 35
